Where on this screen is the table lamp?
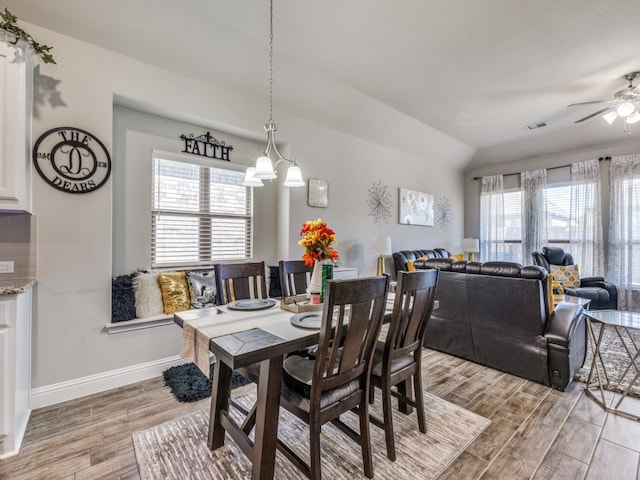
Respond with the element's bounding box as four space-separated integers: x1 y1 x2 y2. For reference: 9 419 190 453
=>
372 236 393 275
462 238 479 262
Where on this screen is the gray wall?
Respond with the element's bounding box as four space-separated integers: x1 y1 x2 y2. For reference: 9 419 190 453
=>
24 22 474 402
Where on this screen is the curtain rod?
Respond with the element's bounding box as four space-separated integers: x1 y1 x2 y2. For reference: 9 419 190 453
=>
471 156 611 181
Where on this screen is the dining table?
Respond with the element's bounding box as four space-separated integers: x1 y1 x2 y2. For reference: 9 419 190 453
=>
174 293 436 480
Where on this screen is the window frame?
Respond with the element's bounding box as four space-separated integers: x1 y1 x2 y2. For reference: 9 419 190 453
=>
150 150 253 269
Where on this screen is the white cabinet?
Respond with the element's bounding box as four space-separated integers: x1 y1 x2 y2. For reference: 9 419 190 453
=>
0 39 36 212
0 288 32 459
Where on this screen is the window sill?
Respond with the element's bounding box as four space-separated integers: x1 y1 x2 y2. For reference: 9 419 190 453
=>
105 314 174 334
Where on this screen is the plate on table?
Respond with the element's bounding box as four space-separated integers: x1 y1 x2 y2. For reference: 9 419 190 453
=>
226 298 276 311
290 312 324 329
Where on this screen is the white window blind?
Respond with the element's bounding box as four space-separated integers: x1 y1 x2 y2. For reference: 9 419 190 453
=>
151 155 253 268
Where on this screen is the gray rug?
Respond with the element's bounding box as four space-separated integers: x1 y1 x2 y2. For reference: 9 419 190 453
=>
133 389 490 479
575 323 640 397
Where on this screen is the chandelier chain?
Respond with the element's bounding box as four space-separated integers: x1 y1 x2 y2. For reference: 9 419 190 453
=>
268 0 274 123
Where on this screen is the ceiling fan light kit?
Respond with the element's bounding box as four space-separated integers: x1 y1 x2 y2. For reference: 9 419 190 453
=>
571 71 640 133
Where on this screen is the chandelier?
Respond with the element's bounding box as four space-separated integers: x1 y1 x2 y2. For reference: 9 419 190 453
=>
244 0 305 187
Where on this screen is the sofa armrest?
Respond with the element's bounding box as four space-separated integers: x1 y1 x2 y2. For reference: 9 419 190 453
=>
544 302 585 348
580 276 605 285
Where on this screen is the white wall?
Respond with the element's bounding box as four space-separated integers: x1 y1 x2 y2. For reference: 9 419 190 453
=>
25 23 473 403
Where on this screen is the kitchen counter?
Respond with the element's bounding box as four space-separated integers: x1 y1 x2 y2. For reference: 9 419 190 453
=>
0 279 36 295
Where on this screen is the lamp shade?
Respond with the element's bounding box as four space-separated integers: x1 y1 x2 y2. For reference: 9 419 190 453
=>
254 155 277 179
283 164 305 187
602 110 618 125
243 167 264 187
626 110 640 124
371 236 393 256
462 238 479 252
616 102 635 117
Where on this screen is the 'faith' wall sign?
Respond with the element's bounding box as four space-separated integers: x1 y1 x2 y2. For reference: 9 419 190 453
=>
180 131 233 161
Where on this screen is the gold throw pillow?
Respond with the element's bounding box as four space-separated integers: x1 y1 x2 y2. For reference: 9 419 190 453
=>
158 271 192 314
449 253 465 261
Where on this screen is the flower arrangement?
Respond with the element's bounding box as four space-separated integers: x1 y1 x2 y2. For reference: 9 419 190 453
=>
298 218 339 266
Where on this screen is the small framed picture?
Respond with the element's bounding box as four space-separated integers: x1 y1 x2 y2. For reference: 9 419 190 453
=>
308 178 329 208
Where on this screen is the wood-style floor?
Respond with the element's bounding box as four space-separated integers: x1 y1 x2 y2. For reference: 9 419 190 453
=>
2 349 640 480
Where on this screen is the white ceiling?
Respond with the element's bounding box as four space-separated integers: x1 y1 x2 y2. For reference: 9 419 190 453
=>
7 0 640 168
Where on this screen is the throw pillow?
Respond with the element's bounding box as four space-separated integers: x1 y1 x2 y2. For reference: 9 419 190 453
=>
550 264 581 289
133 272 164 318
185 270 217 308
158 271 192 314
547 274 555 317
111 273 137 323
406 255 429 272
449 253 465 261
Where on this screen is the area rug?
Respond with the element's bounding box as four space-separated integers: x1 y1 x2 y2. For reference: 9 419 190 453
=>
163 362 251 403
133 389 490 480
574 323 640 397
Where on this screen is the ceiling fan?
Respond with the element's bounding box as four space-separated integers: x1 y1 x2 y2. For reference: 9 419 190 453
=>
569 71 640 125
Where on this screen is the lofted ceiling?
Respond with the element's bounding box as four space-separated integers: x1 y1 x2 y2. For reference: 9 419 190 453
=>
6 0 640 168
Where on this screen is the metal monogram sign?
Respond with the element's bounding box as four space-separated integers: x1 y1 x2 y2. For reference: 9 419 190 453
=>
33 127 111 194
180 131 233 161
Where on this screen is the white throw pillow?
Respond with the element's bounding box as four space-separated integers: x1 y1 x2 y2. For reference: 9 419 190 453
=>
133 272 164 318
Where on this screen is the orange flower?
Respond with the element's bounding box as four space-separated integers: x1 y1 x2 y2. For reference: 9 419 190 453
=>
298 219 339 266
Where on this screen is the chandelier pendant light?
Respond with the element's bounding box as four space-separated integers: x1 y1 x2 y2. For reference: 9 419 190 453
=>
244 0 305 188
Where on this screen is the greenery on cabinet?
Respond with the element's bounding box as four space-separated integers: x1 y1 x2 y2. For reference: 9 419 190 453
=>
0 7 56 64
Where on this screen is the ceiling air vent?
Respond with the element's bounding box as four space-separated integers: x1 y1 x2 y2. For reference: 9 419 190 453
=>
525 121 548 130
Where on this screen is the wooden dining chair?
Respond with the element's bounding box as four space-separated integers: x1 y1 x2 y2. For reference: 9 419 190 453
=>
279 259 313 298
214 261 268 304
369 269 438 461
277 275 390 479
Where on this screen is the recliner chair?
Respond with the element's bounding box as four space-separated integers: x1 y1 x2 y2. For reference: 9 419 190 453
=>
531 246 617 310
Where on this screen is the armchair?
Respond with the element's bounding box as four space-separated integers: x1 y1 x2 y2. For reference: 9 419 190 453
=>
531 246 618 310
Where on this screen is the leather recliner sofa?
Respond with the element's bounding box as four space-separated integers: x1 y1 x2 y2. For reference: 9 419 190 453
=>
532 246 618 310
413 258 586 391
392 248 450 275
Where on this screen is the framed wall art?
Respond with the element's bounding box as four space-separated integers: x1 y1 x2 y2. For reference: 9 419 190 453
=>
398 188 434 226
308 178 329 208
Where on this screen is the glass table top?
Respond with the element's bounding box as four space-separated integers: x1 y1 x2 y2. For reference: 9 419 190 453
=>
584 310 640 330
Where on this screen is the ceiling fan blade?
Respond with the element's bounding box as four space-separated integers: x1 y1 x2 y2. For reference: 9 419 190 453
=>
574 106 615 123
567 100 607 107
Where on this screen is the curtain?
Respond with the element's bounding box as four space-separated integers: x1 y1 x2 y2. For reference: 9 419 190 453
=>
521 169 547 265
570 159 603 277
480 175 504 261
609 154 640 311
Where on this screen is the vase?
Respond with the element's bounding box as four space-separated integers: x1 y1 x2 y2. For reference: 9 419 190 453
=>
308 259 333 302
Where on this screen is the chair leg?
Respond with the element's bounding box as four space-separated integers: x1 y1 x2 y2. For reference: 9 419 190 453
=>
397 378 413 414
369 382 376 404
309 418 322 480
358 396 375 478
382 379 396 462
414 370 427 434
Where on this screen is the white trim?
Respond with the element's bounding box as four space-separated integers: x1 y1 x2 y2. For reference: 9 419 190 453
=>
105 314 174 333
29 355 187 409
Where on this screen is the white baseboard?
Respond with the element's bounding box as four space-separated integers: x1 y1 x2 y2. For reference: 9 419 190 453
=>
30 355 187 409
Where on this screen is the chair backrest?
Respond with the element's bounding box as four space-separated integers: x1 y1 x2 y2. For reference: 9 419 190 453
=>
532 246 575 272
214 261 267 304
312 276 390 399
385 269 438 362
279 260 312 298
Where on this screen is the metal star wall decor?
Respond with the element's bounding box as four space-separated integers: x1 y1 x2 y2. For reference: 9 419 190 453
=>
435 196 453 230
367 181 392 224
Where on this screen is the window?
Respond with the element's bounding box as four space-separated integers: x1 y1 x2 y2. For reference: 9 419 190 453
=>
481 183 579 263
151 154 253 268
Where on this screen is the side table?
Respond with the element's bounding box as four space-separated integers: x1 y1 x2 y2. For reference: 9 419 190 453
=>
584 309 640 421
